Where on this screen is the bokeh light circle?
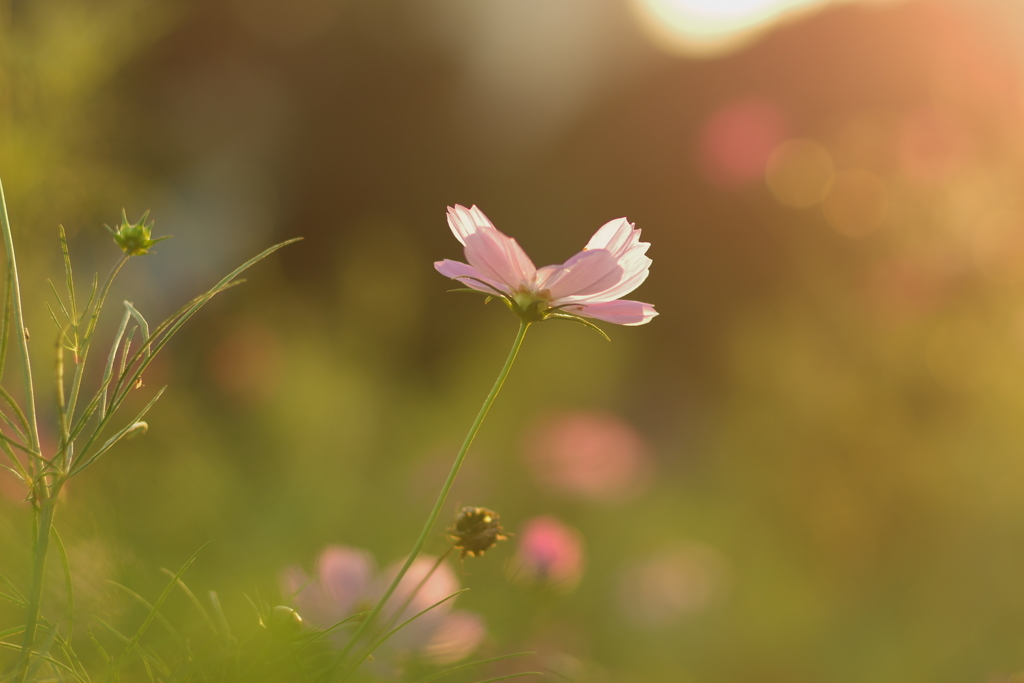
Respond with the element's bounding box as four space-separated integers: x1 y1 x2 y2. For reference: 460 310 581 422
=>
765 138 835 208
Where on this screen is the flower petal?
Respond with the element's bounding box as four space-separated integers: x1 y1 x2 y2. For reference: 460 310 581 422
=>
377 556 457 650
281 565 340 628
567 250 651 303
462 231 536 290
563 299 658 326
536 249 624 302
319 546 375 615
446 205 537 289
585 218 644 257
446 205 495 246
421 611 486 665
435 259 511 295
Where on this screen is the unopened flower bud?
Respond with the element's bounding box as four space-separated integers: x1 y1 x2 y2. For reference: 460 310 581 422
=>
448 506 508 559
265 605 303 640
107 210 170 256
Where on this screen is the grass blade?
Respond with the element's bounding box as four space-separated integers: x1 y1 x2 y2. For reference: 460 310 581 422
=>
111 544 207 669
414 652 537 683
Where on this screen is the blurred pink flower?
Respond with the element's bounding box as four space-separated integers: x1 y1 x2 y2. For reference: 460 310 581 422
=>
507 516 585 591
616 543 730 628
281 546 485 666
435 205 657 326
524 410 653 502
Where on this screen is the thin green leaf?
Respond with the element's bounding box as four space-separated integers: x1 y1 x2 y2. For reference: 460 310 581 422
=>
284 610 371 658
79 273 98 330
123 302 150 358
159 568 218 636
0 637 84 680
450 275 510 299
117 327 137 392
107 581 190 653
21 616 67 682
50 527 74 649
1 179 43 468
208 590 233 643
55 323 71 466
64 254 129 437
59 225 79 327
545 313 611 341
0 458 25 481
0 429 40 458
23 625 89 683
87 627 111 666
112 544 208 669
47 280 71 328
108 278 243 406
78 239 297 463
414 652 537 683
0 625 26 639
0 433 26 484
70 387 164 476
99 304 132 419
45 297 69 332
0 265 13 383
447 287 494 296
469 673 544 683
0 570 26 602
0 382 30 439
342 590 468 680
95 617 169 680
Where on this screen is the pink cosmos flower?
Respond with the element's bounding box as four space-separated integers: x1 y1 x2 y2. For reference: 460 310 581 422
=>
524 410 653 502
506 516 585 591
280 546 485 667
435 205 657 326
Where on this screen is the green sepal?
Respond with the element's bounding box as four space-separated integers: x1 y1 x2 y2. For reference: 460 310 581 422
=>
544 312 611 341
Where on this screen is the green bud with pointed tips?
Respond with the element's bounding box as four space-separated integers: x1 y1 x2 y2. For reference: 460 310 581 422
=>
107 209 171 256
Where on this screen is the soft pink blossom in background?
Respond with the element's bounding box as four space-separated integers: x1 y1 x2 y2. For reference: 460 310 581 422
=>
523 410 653 502
435 205 657 326
507 516 585 590
281 546 485 666
616 543 730 628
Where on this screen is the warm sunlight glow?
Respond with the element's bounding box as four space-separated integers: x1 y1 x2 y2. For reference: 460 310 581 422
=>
629 0 898 57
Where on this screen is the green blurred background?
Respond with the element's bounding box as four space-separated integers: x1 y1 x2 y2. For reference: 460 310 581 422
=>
4 0 1024 680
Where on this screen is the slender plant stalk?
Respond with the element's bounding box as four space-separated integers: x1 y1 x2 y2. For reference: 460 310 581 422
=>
0 181 295 678
335 319 531 679
0 179 50 682
0 179 40 459
16 493 59 682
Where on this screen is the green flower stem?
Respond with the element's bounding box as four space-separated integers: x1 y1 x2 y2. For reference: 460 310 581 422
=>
16 495 56 681
1 178 48 681
0 179 40 460
337 319 531 678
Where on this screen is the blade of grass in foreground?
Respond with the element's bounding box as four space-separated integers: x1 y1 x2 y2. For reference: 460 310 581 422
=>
339 589 468 680
413 652 537 683
110 544 208 672
469 673 543 683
